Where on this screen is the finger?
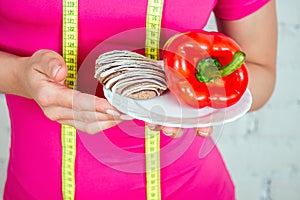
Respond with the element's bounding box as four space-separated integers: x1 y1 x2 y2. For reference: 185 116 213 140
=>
91 96 120 114
53 64 68 84
43 106 121 122
119 114 135 120
39 87 120 113
74 93 125 119
146 123 162 131
58 119 122 134
195 126 213 137
74 110 122 122
71 91 120 114
32 50 68 83
161 126 184 138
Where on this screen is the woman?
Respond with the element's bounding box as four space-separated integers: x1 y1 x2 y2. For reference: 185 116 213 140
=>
0 0 277 199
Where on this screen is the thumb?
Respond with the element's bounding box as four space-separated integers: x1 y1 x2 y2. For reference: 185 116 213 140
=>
49 60 68 84
32 50 69 84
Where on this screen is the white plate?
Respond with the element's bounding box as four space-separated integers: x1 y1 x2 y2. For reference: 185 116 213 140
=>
104 88 252 128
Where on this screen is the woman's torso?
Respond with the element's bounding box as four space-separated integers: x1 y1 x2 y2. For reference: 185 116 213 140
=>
1 0 236 199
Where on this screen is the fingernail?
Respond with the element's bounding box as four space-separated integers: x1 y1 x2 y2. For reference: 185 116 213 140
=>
197 130 209 137
196 127 212 137
162 127 183 138
162 127 175 136
162 130 173 136
106 109 121 116
147 123 157 130
173 128 184 138
52 65 61 78
120 114 134 120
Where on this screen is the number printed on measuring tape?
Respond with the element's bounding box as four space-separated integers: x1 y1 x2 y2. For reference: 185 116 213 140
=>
145 127 161 200
62 0 164 199
145 0 164 61
145 0 164 199
63 0 78 89
62 0 78 200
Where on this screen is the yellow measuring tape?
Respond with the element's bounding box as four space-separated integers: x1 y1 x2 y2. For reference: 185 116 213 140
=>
61 0 164 199
145 127 162 200
62 0 78 199
145 0 164 199
146 0 164 61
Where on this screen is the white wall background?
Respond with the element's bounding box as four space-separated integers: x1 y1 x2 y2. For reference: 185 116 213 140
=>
0 0 299 199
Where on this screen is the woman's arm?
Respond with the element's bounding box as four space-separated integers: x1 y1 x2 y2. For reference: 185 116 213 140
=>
157 1 278 137
0 51 26 96
0 50 122 133
216 0 278 111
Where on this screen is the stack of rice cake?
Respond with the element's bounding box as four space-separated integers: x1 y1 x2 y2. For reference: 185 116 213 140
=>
95 50 167 100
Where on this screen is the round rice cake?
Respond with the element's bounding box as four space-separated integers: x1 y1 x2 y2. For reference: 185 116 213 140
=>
94 50 167 100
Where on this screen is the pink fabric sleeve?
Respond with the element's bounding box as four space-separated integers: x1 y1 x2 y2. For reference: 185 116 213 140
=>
214 0 270 20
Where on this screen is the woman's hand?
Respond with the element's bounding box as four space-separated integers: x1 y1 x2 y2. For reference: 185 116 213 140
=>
13 49 123 134
147 123 213 138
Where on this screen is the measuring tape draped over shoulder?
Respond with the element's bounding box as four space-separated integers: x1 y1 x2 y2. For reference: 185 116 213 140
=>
61 0 164 199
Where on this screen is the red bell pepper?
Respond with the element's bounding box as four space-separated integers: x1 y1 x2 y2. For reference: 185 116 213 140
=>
162 31 249 109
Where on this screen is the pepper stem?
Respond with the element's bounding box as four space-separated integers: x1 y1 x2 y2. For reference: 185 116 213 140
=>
196 51 246 83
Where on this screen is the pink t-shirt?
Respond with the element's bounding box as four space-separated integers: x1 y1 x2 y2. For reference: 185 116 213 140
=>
1 0 269 199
